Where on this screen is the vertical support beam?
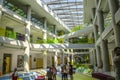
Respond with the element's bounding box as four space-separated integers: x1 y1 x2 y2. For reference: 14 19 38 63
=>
0 0 4 21
67 49 70 64
54 50 58 67
43 18 47 43
101 40 110 71
0 0 4 71
43 50 47 69
108 0 120 46
95 0 99 7
96 46 102 69
89 50 94 65
61 50 64 64
43 18 47 69
93 49 97 66
97 10 104 34
53 25 57 35
24 5 31 72
43 17 47 29
92 8 101 70
50 55 52 67
70 49 74 65
97 10 110 72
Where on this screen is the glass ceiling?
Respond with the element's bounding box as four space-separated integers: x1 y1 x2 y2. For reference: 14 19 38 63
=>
42 0 83 29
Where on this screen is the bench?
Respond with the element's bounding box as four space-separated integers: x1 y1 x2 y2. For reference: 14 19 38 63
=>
92 72 115 80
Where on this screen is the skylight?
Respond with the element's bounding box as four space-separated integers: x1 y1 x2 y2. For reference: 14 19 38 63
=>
42 0 83 29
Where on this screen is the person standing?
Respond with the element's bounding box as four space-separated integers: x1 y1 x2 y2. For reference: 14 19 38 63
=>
69 65 73 80
47 67 53 80
52 65 57 80
12 68 18 80
61 65 68 80
3 58 7 74
113 47 120 80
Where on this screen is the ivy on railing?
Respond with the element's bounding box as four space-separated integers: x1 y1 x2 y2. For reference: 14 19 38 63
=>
4 1 27 18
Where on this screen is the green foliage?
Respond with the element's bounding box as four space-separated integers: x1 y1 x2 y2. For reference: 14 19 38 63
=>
5 1 27 18
88 38 94 43
69 37 88 44
5 28 16 39
57 31 65 36
104 13 112 27
71 25 83 32
57 38 64 43
36 39 43 44
47 38 54 43
53 38 58 44
78 37 88 43
0 27 6 36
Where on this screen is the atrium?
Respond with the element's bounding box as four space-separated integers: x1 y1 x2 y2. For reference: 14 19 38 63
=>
0 0 120 80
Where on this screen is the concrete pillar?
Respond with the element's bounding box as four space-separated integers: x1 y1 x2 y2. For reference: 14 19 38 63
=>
43 17 47 29
92 8 101 67
67 49 70 64
93 49 97 66
97 10 104 34
108 0 120 46
95 0 99 7
93 25 98 42
71 49 74 65
92 7 98 41
61 50 64 64
96 46 102 68
92 8 96 19
50 55 52 67
43 18 47 69
97 9 110 71
24 6 31 72
89 50 94 65
43 50 47 69
0 0 4 21
101 40 110 71
54 50 58 67
53 25 57 35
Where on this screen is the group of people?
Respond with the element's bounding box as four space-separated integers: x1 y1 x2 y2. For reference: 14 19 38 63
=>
47 64 74 80
61 64 74 80
47 65 57 80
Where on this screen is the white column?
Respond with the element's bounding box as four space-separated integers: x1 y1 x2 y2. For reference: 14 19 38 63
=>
97 10 110 72
53 25 57 35
24 6 31 72
54 50 58 67
67 49 70 64
0 0 3 21
108 0 120 46
43 18 47 69
89 50 94 65
61 50 64 64
50 55 52 67
43 50 47 69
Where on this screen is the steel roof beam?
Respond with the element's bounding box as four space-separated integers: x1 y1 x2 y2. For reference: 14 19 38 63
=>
47 1 83 5
53 8 83 11
52 3 83 10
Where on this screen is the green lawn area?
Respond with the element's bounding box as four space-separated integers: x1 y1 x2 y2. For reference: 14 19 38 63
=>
56 73 97 80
